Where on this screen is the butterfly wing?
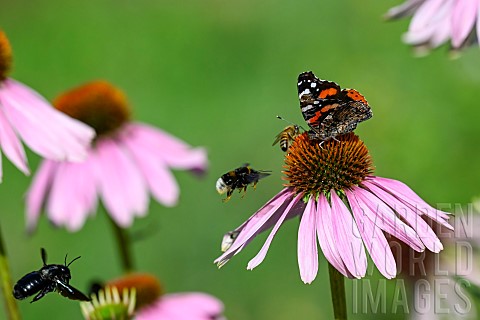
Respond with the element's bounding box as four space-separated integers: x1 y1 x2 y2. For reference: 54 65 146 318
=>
297 71 344 131
319 101 372 139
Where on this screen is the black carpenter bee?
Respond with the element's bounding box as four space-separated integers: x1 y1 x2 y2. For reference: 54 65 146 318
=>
13 248 90 303
216 164 271 202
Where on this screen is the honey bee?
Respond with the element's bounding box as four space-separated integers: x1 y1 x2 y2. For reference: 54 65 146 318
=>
272 124 301 152
216 164 271 202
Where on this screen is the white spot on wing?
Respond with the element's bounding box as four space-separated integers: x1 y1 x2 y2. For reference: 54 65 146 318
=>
302 105 314 112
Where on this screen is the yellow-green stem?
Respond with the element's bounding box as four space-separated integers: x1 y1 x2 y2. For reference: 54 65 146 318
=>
108 217 134 273
328 263 347 320
0 223 21 320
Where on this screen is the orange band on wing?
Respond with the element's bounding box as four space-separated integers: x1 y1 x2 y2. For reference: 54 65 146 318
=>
344 89 368 104
307 111 322 125
318 88 338 99
320 104 339 113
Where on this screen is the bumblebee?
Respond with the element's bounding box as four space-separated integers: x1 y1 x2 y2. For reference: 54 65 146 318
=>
216 164 271 202
272 124 301 152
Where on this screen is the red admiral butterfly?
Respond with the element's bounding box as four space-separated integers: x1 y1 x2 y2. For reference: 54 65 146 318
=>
297 71 372 141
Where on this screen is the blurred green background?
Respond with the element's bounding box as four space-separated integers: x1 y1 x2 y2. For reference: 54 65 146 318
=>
1 0 479 319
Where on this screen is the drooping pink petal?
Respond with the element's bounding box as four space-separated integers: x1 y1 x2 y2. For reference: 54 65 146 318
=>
369 176 452 229
137 292 224 320
409 0 449 31
451 0 478 48
404 0 453 45
45 156 98 232
297 196 319 284
352 186 425 252
0 103 28 174
7 79 94 145
95 138 148 227
477 3 480 46
363 181 443 253
25 160 58 232
346 190 397 279
215 188 293 267
0 79 94 162
385 0 425 19
46 163 75 226
316 194 350 278
429 16 452 47
125 123 208 171
121 129 179 207
247 193 302 270
330 191 367 278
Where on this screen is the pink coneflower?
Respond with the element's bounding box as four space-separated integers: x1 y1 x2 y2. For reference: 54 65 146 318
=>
0 31 94 179
26 81 207 232
215 133 453 283
385 0 480 54
81 273 225 320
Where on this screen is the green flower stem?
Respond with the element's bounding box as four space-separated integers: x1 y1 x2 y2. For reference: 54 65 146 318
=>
328 263 347 320
108 217 134 273
0 223 21 320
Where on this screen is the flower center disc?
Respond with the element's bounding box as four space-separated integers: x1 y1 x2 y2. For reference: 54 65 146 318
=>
0 31 13 82
106 273 163 311
283 132 374 197
54 81 131 137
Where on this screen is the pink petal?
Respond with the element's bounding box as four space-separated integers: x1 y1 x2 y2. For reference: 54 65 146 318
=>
352 186 425 252
404 0 453 46
477 4 480 46
330 191 367 278
409 0 449 31
25 160 57 233
45 156 98 232
0 79 94 162
247 193 303 270
345 190 397 279
137 293 224 320
125 123 207 171
95 138 148 227
0 103 28 174
385 0 426 19
430 17 452 47
451 0 478 48
316 194 350 278
369 176 452 229
297 196 319 284
7 79 94 142
214 188 292 267
363 181 443 253
121 129 179 207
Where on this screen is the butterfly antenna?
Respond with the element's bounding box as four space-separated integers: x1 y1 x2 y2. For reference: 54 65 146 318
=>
276 115 306 131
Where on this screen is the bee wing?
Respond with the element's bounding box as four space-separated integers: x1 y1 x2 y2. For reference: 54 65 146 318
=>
272 131 283 146
244 171 271 184
55 280 91 301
